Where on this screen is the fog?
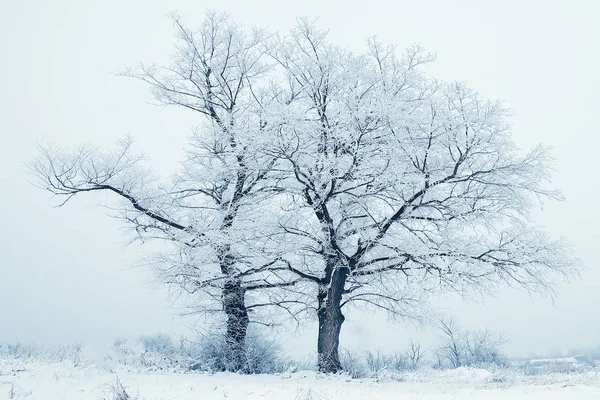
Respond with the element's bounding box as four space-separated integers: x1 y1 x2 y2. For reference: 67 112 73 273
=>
1 0 598 358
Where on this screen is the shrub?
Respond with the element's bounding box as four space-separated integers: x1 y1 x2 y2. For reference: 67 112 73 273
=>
107 335 181 371
339 348 368 378
339 340 426 379
434 318 508 369
102 376 137 400
0 342 87 365
183 332 289 374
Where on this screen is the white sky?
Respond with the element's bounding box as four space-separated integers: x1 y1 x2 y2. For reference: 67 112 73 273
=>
1 0 599 358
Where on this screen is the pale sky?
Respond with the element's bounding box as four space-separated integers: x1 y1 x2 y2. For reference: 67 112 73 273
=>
1 0 599 358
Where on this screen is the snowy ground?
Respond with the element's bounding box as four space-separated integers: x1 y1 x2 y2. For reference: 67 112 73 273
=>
2 359 600 399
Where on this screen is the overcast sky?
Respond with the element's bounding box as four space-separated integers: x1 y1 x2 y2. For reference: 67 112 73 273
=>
1 0 599 358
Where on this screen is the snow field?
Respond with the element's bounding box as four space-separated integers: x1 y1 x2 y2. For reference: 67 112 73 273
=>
2 360 600 400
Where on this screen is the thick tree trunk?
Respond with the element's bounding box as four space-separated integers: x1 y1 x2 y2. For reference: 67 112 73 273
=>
317 267 349 373
222 279 249 372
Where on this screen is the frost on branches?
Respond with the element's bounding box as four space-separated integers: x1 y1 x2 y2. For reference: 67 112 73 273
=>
31 12 579 374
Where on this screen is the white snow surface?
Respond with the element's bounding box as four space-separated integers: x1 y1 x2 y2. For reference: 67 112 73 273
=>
2 359 600 399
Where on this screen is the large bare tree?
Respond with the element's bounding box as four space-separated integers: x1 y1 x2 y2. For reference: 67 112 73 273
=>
31 12 301 372
265 21 578 373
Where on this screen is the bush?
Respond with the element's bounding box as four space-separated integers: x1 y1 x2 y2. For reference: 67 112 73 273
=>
107 334 181 371
102 332 291 374
339 348 368 378
339 341 425 379
102 376 138 400
365 350 407 377
0 342 88 365
434 318 508 369
183 332 289 374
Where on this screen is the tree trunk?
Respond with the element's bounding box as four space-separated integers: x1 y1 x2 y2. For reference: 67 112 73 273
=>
317 267 349 373
222 279 249 372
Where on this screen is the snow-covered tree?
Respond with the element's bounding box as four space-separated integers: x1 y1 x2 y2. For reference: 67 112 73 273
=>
32 14 579 374
265 20 578 373
31 12 300 372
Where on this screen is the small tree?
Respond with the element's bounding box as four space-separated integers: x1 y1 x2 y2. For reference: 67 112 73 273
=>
436 318 465 368
405 339 423 370
465 328 508 366
435 318 507 368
